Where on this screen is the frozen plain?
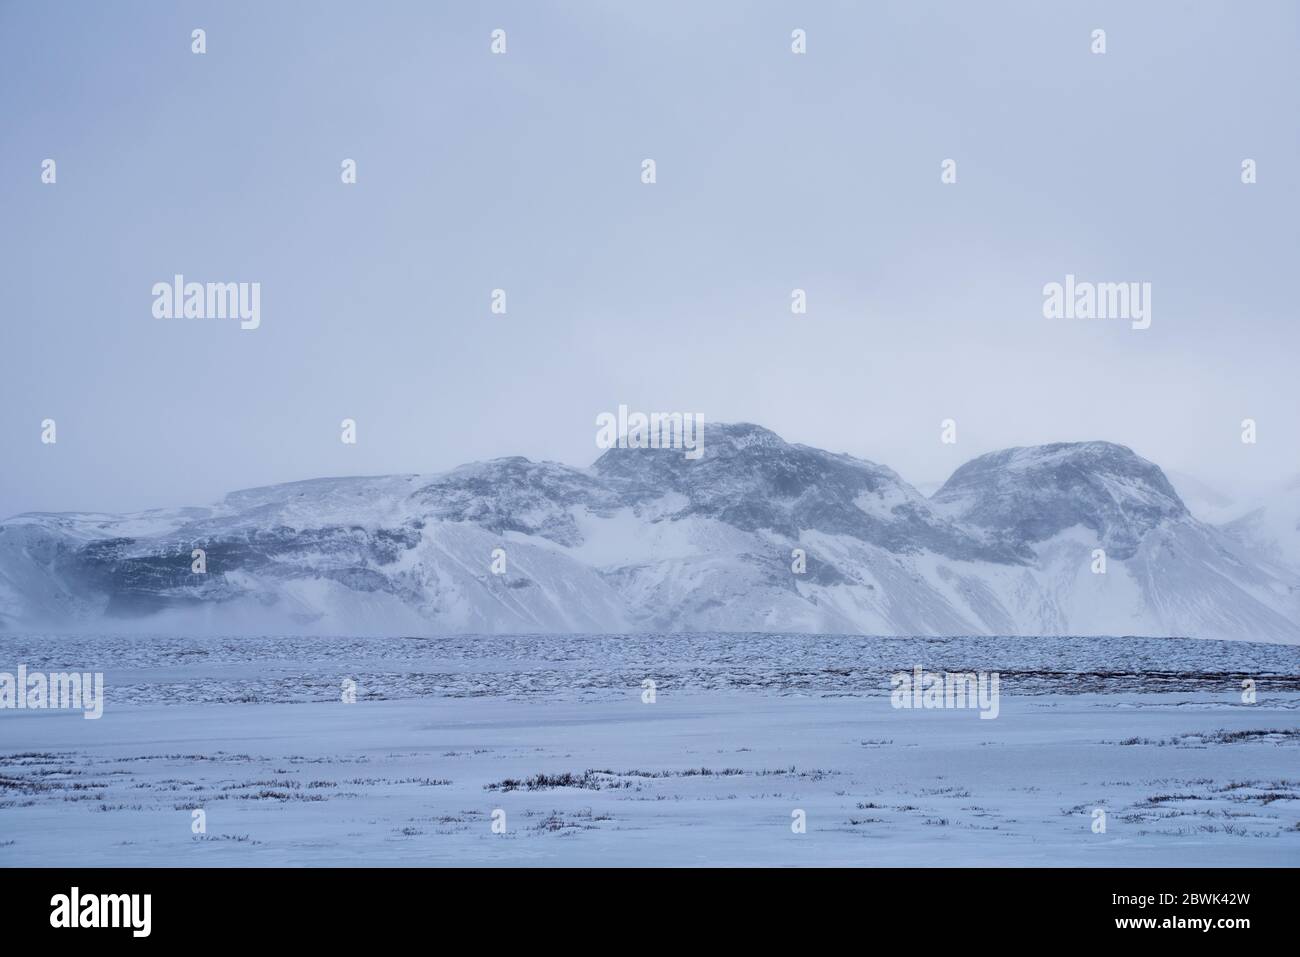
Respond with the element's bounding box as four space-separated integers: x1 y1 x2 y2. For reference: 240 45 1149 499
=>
1 633 1297 866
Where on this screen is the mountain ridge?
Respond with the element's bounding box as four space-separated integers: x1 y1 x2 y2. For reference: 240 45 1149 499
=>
1 424 1296 643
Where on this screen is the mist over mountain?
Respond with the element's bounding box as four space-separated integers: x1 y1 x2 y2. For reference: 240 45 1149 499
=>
1 423 1296 643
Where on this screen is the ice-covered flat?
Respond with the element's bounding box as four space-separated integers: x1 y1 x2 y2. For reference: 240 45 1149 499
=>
1 633 1297 866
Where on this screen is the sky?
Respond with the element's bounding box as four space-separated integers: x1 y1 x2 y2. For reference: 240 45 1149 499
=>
1 0 1297 519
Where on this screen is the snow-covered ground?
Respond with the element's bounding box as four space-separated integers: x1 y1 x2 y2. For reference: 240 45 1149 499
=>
1 633 1297 866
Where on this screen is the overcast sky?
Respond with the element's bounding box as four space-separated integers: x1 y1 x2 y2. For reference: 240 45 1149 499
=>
2 0 1296 519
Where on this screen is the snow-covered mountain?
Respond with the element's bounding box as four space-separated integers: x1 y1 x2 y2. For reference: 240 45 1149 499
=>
1 424 1296 642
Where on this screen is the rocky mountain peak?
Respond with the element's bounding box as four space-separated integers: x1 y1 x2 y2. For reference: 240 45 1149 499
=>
932 440 1188 559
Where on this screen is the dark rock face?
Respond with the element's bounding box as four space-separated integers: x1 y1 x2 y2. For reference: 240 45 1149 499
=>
932 441 1188 560
411 458 619 546
594 422 1019 561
